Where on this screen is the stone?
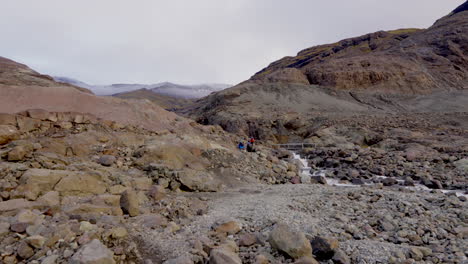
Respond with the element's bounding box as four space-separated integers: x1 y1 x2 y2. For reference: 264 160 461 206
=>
382 178 398 186
10 222 29 233
110 227 128 239
408 247 424 261
97 155 116 167
214 221 242 235
20 169 69 198
8 146 30 161
310 236 339 261
120 190 139 216
0 125 20 145
17 241 34 259
149 185 166 201
268 223 312 259
310 176 327 185
15 209 41 224
133 177 153 191
238 233 257 247
0 222 10 236
70 239 115 264
453 158 468 172
0 113 17 125
3 255 18 264
163 256 194 264
80 221 96 232
0 199 37 212
37 191 60 207
293 256 319 264
54 173 107 196
41 255 59 264
27 109 57 121
254 255 269 264
332 249 350 264
179 170 221 192
209 248 242 264
26 235 46 249
109 185 127 195
290 176 301 184
17 116 41 132
166 222 180 233
137 214 168 229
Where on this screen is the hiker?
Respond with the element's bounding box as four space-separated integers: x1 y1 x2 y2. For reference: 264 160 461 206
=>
249 137 255 145
238 141 245 151
247 142 253 152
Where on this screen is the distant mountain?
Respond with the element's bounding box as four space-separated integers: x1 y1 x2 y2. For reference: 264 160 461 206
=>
53 77 231 98
112 88 194 110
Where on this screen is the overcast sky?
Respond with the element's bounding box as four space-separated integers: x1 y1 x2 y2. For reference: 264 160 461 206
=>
1 0 464 85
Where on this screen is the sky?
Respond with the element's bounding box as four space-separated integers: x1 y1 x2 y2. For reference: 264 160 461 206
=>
1 0 464 86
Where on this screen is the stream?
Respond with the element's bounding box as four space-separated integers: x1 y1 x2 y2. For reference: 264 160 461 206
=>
292 152 468 198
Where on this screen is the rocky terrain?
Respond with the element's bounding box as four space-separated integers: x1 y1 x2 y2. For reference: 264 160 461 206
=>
0 2 467 264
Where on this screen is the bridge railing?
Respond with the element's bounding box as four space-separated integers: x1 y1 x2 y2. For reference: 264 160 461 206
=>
272 143 316 150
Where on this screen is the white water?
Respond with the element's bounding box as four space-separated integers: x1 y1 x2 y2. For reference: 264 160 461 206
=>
292 152 467 198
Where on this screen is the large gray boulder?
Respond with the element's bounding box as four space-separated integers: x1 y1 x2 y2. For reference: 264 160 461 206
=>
268 223 312 259
70 239 115 264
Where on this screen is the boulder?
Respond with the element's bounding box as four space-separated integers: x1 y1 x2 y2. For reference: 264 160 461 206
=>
17 241 34 259
37 191 60 207
382 178 398 186
21 169 69 199
0 113 17 125
214 221 242 235
27 109 57 121
0 222 10 236
70 239 115 264
0 199 38 212
209 248 242 264
54 173 107 196
16 116 41 132
268 223 312 259
0 125 19 145
97 155 116 167
238 233 257 247
179 170 221 192
454 158 468 172
310 176 327 185
8 145 31 161
120 189 139 216
149 185 166 201
332 249 350 264
26 235 46 249
310 236 339 261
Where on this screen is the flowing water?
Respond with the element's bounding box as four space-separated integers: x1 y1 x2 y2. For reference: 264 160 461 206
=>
292 152 467 198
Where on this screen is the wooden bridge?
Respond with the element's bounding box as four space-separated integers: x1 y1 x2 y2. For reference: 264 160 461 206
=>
272 143 316 150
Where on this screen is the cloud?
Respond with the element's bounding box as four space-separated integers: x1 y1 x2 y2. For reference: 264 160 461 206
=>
1 0 464 85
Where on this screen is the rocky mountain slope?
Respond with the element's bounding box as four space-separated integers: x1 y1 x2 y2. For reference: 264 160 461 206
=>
252 8 467 93
185 2 468 140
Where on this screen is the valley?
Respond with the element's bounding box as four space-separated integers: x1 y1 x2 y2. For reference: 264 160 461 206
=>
0 1 467 264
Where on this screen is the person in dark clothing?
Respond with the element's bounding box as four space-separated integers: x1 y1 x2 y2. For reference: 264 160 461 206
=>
247 142 253 152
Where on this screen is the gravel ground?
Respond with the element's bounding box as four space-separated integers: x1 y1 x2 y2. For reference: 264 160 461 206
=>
134 183 467 263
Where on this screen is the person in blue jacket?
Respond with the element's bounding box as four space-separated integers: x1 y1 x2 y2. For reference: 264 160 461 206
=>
238 141 245 151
